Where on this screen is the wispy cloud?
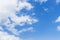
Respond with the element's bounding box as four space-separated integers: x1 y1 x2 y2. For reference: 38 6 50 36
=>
56 0 60 4
57 26 60 31
55 16 60 31
55 16 60 22
35 0 48 4
19 27 34 33
0 26 3 31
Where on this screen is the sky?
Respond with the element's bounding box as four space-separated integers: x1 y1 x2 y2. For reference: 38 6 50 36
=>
0 0 60 40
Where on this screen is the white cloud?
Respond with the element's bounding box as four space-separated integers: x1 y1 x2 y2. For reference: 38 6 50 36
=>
0 0 17 24
55 16 60 31
19 27 34 33
11 15 38 25
3 15 38 35
57 26 60 31
35 0 48 4
0 0 34 24
16 1 34 11
0 31 22 40
43 8 48 12
0 26 3 31
55 16 60 22
0 0 38 39
56 0 60 4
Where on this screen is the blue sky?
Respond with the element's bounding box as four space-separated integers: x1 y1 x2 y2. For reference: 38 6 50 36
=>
0 0 60 40
20 0 60 40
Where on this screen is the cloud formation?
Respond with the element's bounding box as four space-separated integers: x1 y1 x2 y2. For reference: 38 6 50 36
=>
0 31 22 40
57 26 60 31
55 16 60 31
56 0 60 4
19 27 34 33
55 16 60 22
0 0 38 40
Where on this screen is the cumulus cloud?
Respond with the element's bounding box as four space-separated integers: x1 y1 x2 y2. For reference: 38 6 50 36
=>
0 0 38 40
0 31 22 40
3 15 38 35
0 0 17 24
0 0 34 24
16 1 34 11
55 16 60 22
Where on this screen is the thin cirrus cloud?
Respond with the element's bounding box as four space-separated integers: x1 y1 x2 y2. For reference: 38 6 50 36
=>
35 0 48 4
57 26 60 31
35 0 60 4
0 0 38 40
19 27 34 34
56 0 60 4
